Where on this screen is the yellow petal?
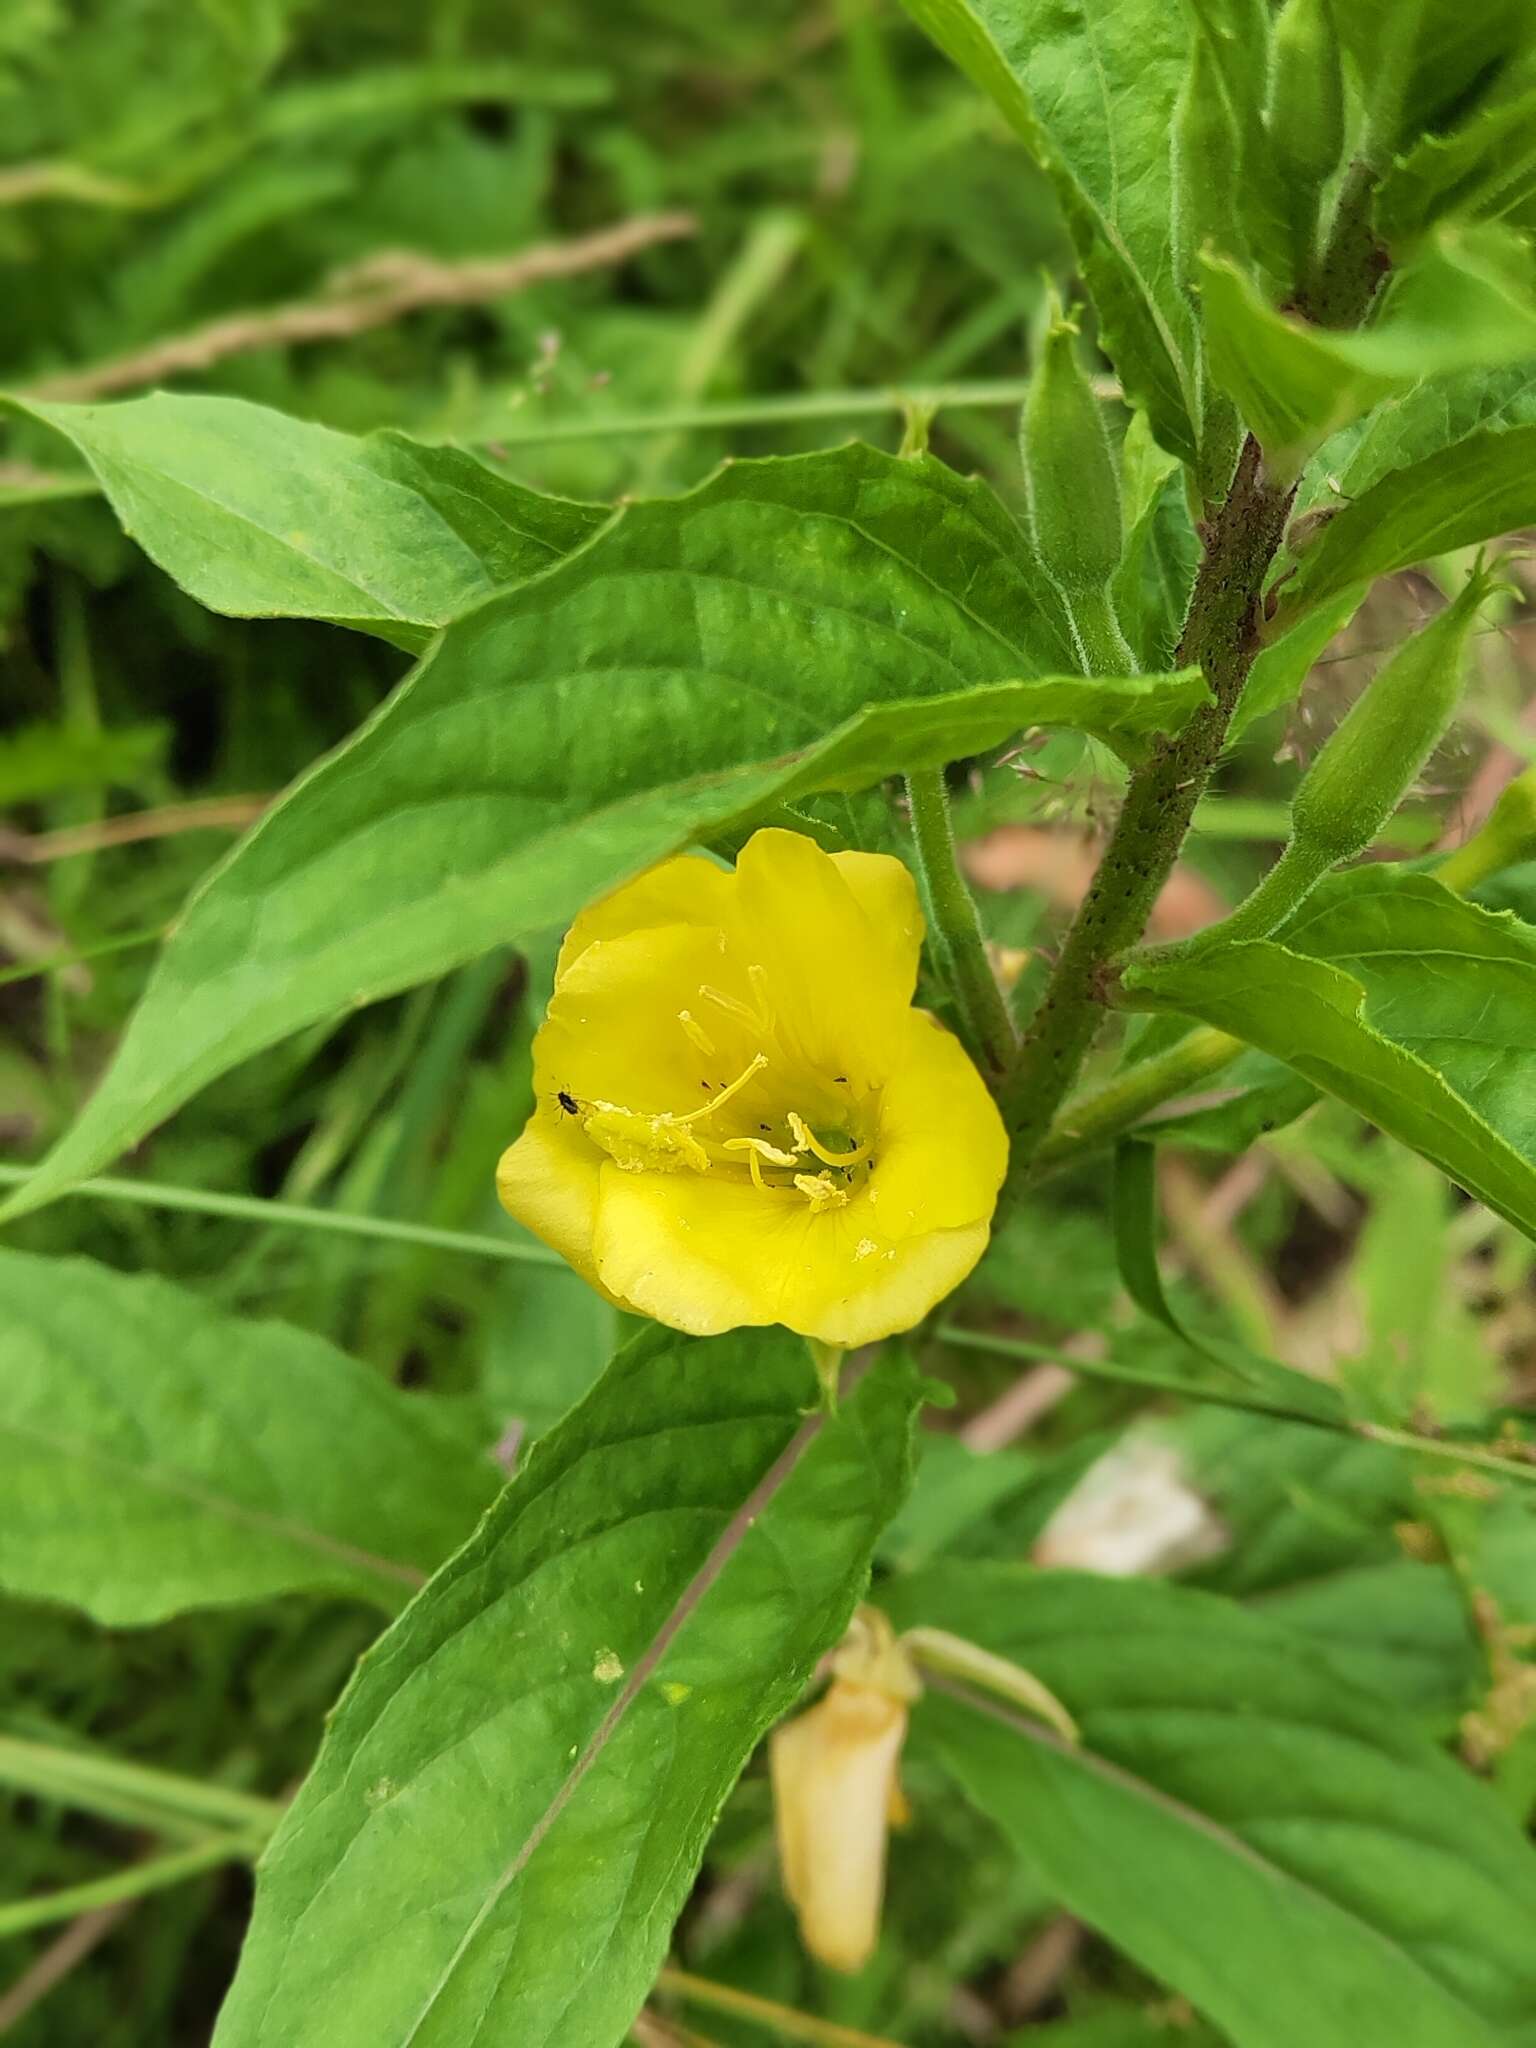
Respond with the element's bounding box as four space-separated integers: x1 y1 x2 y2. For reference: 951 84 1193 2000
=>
495 1107 611 1297
829 848 924 997
556 852 735 978
539 924 755 1114
592 1163 991 1345
863 1010 1009 1240
729 831 913 1082
771 1683 908 1973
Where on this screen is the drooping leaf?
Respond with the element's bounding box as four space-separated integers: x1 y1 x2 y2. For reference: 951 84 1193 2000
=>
883 1566 1536 2048
1282 422 1536 624
894 0 1200 463
212 1328 921 2048
4 444 1211 1219
1123 870 1536 1240
3 393 608 647
1110 1139 1341 1423
0 1248 500 1624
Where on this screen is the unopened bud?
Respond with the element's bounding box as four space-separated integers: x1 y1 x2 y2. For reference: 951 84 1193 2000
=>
1267 0 1344 191
1019 302 1124 596
1291 565 1493 864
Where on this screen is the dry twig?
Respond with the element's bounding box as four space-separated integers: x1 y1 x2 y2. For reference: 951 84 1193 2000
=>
20 214 698 404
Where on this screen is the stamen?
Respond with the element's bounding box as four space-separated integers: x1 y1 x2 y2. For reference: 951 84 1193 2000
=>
724 1135 799 1187
794 1171 850 1213
699 983 766 1032
674 1051 768 1126
787 1111 873 1170
678 1009 717 1058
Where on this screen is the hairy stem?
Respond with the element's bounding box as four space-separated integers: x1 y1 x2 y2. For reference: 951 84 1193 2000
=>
905 766 1018 1079
1001 167 1386 1171
1000 434 1296 1162
1031 1024 1245 1173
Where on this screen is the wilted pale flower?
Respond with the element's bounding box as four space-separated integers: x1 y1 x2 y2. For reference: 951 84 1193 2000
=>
1032 1433 1227 1576
497 828 1007 1345
770 1609 921 1973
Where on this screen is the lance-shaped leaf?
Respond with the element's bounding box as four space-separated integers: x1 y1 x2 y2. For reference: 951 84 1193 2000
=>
0 1248 499 1624
1201 230 1536 477
212 1328 921 2048
1281 422 1536 625
4 393 607 647
883 1566 1536 2048
1122 871 1536 1239
895 0 1199 463
3 444 1213 1220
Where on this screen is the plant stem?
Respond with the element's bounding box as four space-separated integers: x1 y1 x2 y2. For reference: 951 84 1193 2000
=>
938 1324 1536 1486
1000 167 1387 1173
1032 1024 1245 1173
905 766 1017 1079
1000 434 1298 1164
655 1968 902 2048
0 1736 282 1839
0 926 165 990
0 1834 261 1940
476 377 1062 448
0 1163 562 1266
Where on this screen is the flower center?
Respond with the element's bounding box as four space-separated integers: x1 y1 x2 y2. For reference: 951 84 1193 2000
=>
561 1006 873 1210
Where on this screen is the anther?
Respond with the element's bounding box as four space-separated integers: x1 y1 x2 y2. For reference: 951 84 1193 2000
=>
678 1009 717 1058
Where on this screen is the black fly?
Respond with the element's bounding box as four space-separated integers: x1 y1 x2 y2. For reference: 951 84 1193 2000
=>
557 1090 578 1115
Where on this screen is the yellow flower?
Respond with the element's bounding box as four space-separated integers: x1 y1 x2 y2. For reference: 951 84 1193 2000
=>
496 827 1008 1345
770 1609 921 1973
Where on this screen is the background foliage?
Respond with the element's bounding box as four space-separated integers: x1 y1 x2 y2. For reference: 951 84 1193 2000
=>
2 2 1535 2045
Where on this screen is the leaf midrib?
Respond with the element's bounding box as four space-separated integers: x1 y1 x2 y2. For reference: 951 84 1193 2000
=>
0 1411 423 1593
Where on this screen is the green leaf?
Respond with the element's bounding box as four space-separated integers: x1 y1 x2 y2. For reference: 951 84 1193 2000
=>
883 1566 1536 2048
1235 587 1365 733
1376 50 1536 241
1282 422 1536 625
3 394 608 647
1123 870 1536 1239
1335 0 1533 156
1201 229 1536 475
5 444 1209 1219
894 0 1200 463
1262 1509 1536 1721
0 1247 499 1625
0 718 166 804
1304 360 1536 509
1346 1148 1501 1424
212 1328 921 2048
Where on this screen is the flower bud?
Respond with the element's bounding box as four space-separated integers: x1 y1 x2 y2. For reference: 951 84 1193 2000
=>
770 1609 920 1973
1291 565 1493 864
1019 303 1124 597
1267 0 1344 192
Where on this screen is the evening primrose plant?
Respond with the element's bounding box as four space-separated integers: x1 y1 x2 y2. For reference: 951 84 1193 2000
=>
6 3 1536 2046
